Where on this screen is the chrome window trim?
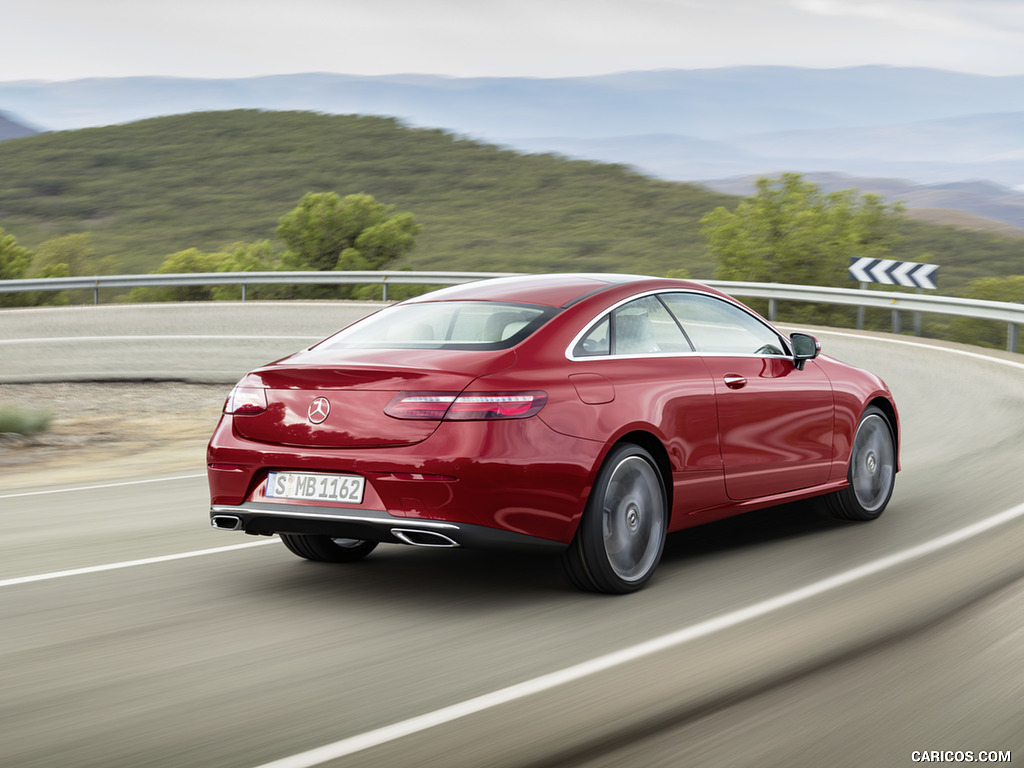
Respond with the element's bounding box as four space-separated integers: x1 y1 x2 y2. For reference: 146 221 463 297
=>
564 288 791 362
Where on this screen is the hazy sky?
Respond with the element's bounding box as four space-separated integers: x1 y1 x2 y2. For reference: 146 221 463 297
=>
3 0 1024 81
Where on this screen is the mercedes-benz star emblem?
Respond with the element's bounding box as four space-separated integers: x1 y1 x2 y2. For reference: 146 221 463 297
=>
307 397 331 424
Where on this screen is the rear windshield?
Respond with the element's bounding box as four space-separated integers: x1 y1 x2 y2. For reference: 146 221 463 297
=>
315 301 558 351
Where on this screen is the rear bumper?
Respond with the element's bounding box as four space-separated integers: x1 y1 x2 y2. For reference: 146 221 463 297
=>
208 413 602 544
210 502 567 553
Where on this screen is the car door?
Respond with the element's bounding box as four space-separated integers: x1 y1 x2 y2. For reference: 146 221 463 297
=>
660 292 834 501
564 294 728 518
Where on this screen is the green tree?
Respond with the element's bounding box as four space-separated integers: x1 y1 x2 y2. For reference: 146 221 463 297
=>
278 192 420 272
211 241 278 301
31 233 103 277
701 173 904 286
0 227 32 307
129 248 227 302
0 227 30 280
216 240 276 274
28 262 72 306
130 241 283 302
28 233 112 305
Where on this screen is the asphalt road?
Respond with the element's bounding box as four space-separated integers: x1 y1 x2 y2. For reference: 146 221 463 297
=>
0 301 385 383
2 303 1024 767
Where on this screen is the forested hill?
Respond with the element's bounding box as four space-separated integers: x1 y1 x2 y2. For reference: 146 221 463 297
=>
0 109 1020 288
0 110 733 277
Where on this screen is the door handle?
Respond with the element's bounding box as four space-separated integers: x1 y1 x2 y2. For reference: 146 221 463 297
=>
723 374 747 389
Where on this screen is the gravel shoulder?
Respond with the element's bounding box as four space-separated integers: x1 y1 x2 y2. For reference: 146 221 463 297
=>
0 381 226 489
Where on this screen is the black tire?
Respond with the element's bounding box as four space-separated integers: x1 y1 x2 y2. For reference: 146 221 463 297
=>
279 534 378 562
562 443 668 594
826 405 897 521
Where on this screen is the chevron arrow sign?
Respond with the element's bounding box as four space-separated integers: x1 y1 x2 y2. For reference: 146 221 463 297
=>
849 258 939 290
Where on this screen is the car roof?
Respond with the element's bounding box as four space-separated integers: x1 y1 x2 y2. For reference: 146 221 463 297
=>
403 273 703 308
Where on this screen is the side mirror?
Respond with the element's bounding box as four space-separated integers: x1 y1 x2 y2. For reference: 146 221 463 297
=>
790 332 820 370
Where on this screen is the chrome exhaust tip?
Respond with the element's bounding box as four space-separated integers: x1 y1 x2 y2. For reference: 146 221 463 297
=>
390 528 460 548
211 515 243 531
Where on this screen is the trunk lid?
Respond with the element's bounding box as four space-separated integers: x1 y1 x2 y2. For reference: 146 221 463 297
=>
231 348 515 448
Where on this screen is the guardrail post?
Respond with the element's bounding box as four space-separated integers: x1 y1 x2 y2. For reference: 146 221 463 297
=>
1010 323 1019 353
94 280 99 305
892 309 901 334
242 283 247 301
382 276 388 302
856 282 867 329
768 298 776 322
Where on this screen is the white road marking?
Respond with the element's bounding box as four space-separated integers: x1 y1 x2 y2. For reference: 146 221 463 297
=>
0 473 207 499
253 500 1024 768
0 539 279 588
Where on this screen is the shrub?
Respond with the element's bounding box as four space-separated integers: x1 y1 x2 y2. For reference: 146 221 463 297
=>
0 406 53 436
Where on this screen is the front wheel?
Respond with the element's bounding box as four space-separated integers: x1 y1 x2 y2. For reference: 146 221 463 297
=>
562 443 668 594
826 405 897 521
279 534 378 562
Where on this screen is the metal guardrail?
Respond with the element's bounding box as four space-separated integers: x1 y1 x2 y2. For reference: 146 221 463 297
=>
0 270 1021 351
0 270 522 303
702 280 1023 351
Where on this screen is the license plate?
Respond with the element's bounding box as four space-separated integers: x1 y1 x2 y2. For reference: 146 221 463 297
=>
266 472 365 504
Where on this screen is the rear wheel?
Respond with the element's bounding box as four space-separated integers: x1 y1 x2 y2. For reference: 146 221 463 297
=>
562 443 667 594
279 534 378 562
826 405 896 521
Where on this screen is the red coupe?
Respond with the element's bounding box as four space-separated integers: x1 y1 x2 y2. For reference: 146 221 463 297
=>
208 274 899 593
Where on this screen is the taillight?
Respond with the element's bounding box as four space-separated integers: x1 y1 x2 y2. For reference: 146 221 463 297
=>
385 391 547 420
445 392 547 420
384 392 459 420
225 386 268 415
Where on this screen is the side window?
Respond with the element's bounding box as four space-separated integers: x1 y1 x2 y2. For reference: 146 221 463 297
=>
574 296 694 358
661 293 786 356
573 316 610 357
612 296 690 355
613 296 686 354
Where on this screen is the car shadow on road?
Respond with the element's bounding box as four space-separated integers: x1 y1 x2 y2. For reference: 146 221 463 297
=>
662 498 848 563
250 544 571 606
237 500 849 604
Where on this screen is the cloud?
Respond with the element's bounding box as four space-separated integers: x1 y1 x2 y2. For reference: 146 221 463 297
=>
3 0 1023 80
794 0 1024 40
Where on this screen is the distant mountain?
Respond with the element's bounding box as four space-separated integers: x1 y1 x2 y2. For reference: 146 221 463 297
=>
2 66 1023 205
499 111 1024 189
5 67 1024 136
733 113 1024 163
0 110 37 141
